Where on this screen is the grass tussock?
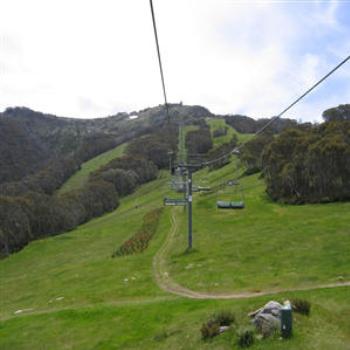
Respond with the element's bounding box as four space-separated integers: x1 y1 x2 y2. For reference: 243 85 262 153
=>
291 298 311 316
200 319 220 340
237 327 255 348
200 310 236 340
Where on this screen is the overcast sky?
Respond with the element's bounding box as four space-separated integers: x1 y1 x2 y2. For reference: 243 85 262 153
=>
1 0 350 121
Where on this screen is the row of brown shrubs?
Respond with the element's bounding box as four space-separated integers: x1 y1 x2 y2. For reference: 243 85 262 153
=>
112 208 163 257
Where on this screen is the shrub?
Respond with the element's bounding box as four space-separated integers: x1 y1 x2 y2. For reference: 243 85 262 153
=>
186 126 213 155
112 208 163 257
200 320 220 340
237 327 255 348
125 125 178 169
93 155 158 185
212 310 235 326
213 127 228 138
207 136 237 170
291 298 311 316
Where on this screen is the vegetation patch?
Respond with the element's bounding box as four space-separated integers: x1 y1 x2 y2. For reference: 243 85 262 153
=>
291 298 311 316
200 319 220 340
59 143 127 194
112 208 163 257
263 119 350 203
237 327 255 348
186 121 213 159
211 310 236 326
125 125 178 169
200 310 236 340
213 126 228 138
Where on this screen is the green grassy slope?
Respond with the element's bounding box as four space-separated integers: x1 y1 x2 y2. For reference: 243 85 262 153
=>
207 117 254 146
58 142 127 194
1 288 349 350
0 129 349 349
167 161 350 293
177 124 199 162
0 171 172 321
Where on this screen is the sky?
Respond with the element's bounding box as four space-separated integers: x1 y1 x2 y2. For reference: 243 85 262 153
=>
1 0 350 122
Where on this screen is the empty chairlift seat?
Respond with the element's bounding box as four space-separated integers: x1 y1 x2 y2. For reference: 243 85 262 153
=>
217 200 245 209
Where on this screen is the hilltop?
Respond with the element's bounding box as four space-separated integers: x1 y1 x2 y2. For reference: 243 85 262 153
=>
0 104 295 185
0 144 349 349
0 103 349 348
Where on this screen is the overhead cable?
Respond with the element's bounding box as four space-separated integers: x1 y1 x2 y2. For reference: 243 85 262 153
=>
202 54 350 167
149 0 170 123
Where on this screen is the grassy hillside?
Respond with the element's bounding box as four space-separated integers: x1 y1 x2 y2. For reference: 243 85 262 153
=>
207 117 254 146
177 124 199 162
167 161 350 293
58 143 127 194
1 288 349 350
0 128 349 349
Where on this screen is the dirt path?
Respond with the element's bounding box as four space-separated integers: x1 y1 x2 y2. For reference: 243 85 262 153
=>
3 208 348 322
152 208 350 300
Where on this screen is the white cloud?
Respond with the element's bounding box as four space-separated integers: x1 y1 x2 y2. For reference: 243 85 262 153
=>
0 0 349 120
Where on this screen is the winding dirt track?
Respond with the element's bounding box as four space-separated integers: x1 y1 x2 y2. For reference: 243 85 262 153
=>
152 209 350 300
2 208 349 322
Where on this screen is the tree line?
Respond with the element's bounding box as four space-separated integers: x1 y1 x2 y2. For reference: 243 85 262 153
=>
0 180 119 256
238 104 350 203
262 120 350 203
0 126 177 257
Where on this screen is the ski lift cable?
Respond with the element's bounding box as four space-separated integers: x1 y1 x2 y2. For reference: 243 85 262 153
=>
201 54 350 167
149 0 170 123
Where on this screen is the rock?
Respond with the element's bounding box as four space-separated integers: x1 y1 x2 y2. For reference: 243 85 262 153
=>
14 308 33 315
253 313 281 338
249 301 282 318
249 300 283 338
219 326 230 333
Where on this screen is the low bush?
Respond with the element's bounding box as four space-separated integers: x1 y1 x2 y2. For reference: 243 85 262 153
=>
213 127 228 138
200 320 220 340
207 136 237 170
291 298 311 316
212 310 235 326
200 310 235 341
112 208 163 257
237 327 255 348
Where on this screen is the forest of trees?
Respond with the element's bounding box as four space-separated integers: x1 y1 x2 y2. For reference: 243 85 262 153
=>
186 123 213 161
0 180 119 256
1 103 349 255
125 125 178 169
322 104 350 122
0 124 176 256
262 120 350 203
207 135 238 170
239 133 273 175
224 114 297 134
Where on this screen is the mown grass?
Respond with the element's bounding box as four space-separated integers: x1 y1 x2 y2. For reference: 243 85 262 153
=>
177 124 199 162
0 171 173 321
58 142 127 194
0 131 349 349
167 161 350 293
0 287 349 349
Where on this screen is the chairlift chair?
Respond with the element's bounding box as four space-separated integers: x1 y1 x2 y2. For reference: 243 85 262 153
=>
216 180 245 209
